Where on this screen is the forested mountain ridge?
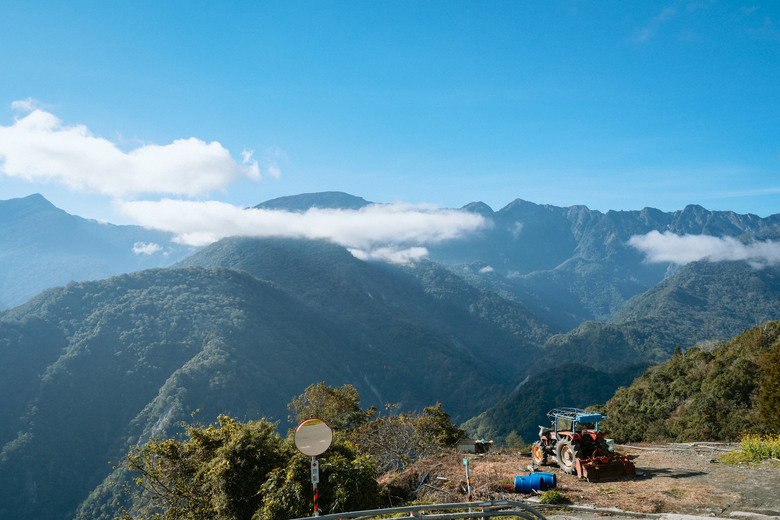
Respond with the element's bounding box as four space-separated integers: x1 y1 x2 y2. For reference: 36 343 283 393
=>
0 239 544 520
176 237 552 377
3 192 779 327
528 260 780 376
245 193 780 371
1 267 337 520
256 192 780 330
254 191 371 212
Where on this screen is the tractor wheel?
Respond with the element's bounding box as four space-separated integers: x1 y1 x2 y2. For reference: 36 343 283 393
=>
532 441 548 465
556 439 581 474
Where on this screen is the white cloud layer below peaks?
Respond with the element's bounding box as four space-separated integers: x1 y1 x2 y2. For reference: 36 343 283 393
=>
119 199 490 263
0 106 260 197
628 230 780 267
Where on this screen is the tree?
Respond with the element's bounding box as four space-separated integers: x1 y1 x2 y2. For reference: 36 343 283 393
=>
287 382 374 431
504 431 525 449
122 416 287 520
121 385 459 519
415 403 465 448
289 386 465 473
349 403 465 472
759 343 780 432
122 414 380 520
258 444 379 520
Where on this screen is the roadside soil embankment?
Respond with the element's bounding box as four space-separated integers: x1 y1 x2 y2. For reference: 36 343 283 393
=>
383 443 780 518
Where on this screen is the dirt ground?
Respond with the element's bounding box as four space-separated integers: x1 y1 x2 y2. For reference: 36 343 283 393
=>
381 443 780 518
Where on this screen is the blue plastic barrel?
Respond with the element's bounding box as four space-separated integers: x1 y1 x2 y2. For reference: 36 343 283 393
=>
513 472 557 493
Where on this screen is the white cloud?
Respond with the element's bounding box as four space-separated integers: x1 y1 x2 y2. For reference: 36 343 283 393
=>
349 246 429 264
635 6 677 42
479 265 495 274
510 221 523 238
266 162 281 179
628 230 780 267
118 199 490 261
0 106 261 197
132 242 163 255
10 98 39 112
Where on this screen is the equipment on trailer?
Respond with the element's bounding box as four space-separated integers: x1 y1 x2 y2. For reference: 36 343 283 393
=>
531 408 635 481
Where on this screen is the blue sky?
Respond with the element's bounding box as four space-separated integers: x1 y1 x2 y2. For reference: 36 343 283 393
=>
1 1 779 253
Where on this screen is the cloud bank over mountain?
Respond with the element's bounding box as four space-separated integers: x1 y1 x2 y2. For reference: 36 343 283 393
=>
629 230 780 267
4 102 777 267
120 199 490 262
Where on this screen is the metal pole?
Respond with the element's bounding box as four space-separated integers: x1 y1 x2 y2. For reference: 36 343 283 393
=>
311 456 320 516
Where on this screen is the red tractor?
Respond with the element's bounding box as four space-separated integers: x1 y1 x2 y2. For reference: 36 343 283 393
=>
531 408 635 481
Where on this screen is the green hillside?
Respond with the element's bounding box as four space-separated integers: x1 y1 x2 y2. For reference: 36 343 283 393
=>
1 267 337 520
601 321 780 442
177 237 551 380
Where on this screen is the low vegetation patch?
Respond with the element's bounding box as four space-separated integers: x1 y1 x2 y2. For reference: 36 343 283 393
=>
720 434 780 463
740 433 780 460
538 490 568 504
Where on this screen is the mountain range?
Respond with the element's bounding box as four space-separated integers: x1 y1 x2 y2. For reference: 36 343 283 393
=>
1 192 779 520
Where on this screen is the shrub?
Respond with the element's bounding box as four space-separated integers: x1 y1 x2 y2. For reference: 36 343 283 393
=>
739 434 780 461
538 490 568 504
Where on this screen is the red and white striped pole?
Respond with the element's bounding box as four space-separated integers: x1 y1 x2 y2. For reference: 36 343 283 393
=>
311 456 320 516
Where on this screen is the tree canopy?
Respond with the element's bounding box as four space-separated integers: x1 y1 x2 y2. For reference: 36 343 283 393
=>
120 383 465 519
759 341 780 432
287 382 373 431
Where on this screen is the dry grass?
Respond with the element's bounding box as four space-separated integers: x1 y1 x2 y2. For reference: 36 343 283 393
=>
377 443 780 516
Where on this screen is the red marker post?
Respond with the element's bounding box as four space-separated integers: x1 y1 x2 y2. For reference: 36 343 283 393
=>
463 458 472 511
310 458 320 514
294 419 333 517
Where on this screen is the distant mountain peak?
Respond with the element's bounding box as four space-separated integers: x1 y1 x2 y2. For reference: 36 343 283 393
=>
1 192 58 211
0 193 69 224
20 193 51 204
254 192 372 212
461 201 494 216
